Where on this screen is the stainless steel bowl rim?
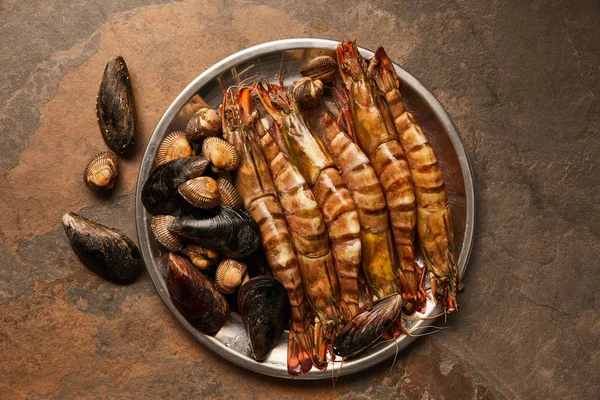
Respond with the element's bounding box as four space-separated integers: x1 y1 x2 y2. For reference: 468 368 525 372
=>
135 38 475 380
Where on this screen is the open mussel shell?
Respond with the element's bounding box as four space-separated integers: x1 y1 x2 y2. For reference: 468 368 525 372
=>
178 176 220 209
292 77 324 109
333 294 403 358
202 137 240 171
156 131 195 166
151 215 183 251
217 178 242 208
184 245 219 270
141 156 209 215
186 107 221 142
238 276 291 361
215 259 247 294
168 206 260 259
83 150 118 190
299 55 337 83
96 56 136 155
166 252 229 335
62 212 142 284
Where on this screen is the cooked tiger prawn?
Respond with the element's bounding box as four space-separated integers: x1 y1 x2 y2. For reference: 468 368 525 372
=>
371 47 460 313
303 96 398 302
255 81 362 323
237 87 342 367
337 41 426 314
222 88 313 375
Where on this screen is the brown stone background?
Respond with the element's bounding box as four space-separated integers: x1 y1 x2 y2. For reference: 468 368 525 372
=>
1 0 598 399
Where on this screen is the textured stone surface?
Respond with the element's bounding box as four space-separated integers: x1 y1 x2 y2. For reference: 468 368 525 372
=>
0 0 598 398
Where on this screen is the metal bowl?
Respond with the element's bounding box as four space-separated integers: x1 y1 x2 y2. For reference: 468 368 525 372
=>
135 38 474 379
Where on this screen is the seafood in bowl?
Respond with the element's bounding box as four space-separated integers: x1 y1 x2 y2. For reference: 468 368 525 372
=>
135 39 474 379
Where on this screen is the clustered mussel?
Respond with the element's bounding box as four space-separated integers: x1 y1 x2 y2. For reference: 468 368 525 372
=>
141 103 290 358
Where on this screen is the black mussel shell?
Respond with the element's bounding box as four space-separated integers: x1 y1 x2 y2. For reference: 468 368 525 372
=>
62 212 142 284
169 206 260 259
238 276 290 361
141 156 209 215
97 56 136 155
166 253 229 335
333 294 403 358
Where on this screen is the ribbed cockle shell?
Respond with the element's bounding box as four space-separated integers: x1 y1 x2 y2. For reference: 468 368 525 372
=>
292 77 324 109
217 178 242 208
83 150 118 190
299 55 337 83
202 137 240 171
186 245 219 270
215 259 247 294
151 215 183 251
178 176 220 209
186 107 221 142
156 131 195 166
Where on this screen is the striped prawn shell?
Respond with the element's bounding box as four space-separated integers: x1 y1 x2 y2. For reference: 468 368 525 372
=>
151 215 183 251
83 150 118 190
202 137 240 171
178 176 220 209
217 177 242 208
156 131 195 166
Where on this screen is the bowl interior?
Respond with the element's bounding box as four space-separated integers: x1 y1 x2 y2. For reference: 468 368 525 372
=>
135 39 474 379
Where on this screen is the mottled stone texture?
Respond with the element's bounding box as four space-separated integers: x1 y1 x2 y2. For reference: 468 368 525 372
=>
0 0 598 398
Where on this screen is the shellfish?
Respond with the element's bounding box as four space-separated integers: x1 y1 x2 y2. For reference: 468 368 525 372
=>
62 212 142 284
151 215 183 251
186 107 222 142
178 176 220 209
83 150 118 190
215 259 248 294
333 294 403 358
185 245 219 270
168 206 260 259
96 56 136 155
299 55 338 83
156 131 195 166
202 137 240 171
292 77 324 109
238 276 291 361
166 252 229 335
141 156 209 215
217 177 242 209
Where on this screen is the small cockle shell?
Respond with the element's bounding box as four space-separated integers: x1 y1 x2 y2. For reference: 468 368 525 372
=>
186 107 222 142
151 215 183 251
83 150 118 190
186 245 219 270
178 176 220 209
215 259 248 294
97 56 136 154
202 137 240 171
299 55 338 83
292 77 324 109
156 131 195 166
217 178 242 208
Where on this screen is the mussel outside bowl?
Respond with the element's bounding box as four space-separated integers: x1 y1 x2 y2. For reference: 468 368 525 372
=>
135 39 475 379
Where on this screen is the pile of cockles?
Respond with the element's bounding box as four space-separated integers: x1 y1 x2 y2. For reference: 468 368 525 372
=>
63 41 463 377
